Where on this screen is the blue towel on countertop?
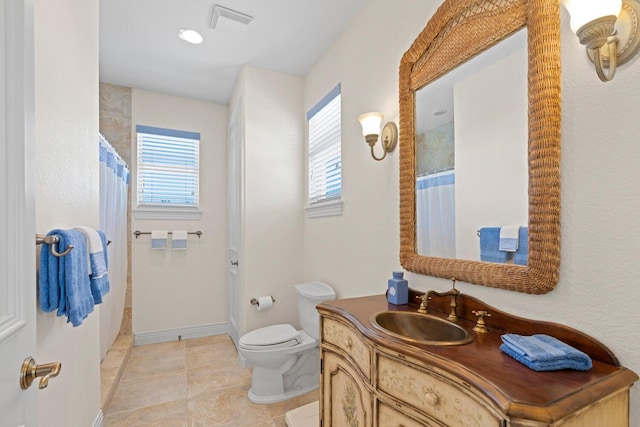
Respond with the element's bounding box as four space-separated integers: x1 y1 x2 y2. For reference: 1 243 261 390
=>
479 227 509 263
514 227 528 265
73 226 110 304
500 334 592 371
38 229 95 326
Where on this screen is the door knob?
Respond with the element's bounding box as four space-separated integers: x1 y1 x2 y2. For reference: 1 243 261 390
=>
20 357 62 390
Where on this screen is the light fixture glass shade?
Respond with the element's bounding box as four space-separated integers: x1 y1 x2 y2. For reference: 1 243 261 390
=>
358 112 383 136
178 28 204 44
562 0 622 33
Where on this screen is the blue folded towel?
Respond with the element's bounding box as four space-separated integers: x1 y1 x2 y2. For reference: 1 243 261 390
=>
74 226 110 304
514 227 528 265
500 334 592 371
479 227 509 263
38 229 95 326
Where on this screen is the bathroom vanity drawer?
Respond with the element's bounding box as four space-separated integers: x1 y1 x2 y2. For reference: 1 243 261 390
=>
322 317 372 380
376 353 503 427
377 400 444 427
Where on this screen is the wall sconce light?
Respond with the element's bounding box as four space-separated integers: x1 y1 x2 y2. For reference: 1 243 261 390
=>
358 112 398 161
562 0 640 82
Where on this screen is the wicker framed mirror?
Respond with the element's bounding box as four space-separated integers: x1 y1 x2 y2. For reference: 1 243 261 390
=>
399 0 561 293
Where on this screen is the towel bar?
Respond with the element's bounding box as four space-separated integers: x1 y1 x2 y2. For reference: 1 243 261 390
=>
35 234 74 257
133 230 203 239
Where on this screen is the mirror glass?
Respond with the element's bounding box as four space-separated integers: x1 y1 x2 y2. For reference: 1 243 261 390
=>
399 0 561 294
415 29 528 263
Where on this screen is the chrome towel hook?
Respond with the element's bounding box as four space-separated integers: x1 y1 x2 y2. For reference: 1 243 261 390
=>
35 234 74 257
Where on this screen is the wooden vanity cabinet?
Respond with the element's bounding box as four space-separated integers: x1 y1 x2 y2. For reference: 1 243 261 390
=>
318 294 638 427
321 314 503 427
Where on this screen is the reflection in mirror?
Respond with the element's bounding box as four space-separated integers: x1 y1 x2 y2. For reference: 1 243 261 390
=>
415 30 528 264
399 0 562 293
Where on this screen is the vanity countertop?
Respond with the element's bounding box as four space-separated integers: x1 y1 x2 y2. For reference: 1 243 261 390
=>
317 291 638 423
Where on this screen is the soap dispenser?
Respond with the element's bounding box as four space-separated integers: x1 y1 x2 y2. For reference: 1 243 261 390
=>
387 271 408 305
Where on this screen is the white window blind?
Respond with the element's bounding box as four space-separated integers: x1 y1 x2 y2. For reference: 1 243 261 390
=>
308 84 341 205
136 125 200 208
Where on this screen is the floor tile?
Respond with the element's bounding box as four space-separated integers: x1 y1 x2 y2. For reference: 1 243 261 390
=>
185 334 232 348
104 399 188 427
122 341 185 380
188 386 273 427
264 390 319 419
104 335 319 427
187 363 251 398
186 341 238 370
109 369 187 414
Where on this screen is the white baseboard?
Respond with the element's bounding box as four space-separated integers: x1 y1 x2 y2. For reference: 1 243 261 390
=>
93 410 104 427
134 322 228 346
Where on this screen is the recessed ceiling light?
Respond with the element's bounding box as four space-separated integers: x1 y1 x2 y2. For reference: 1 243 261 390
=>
178 28 203 45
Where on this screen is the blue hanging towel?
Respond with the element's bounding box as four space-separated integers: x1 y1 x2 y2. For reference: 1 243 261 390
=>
513 227 528 265
479 227 509 263
38 229 95 326
73 226 110 304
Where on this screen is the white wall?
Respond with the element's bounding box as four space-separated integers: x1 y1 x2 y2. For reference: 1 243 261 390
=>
304 0 439 297
230 66 305 334
130 89 228 336
455 47 528 260
34 0 101 425
305 0 640 424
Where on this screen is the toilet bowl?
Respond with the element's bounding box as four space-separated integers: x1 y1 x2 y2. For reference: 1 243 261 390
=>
238 281 336 404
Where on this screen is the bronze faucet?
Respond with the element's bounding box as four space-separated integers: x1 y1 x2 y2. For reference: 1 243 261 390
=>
417 278 460 321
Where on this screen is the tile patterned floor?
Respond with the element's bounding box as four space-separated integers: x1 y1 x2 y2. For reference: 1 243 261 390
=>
104 335 318 426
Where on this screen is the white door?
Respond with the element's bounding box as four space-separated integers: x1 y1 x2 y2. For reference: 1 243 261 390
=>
0 0 37 425
227 99 242 346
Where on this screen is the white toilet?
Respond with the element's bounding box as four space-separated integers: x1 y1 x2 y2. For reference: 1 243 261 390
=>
238 281 336 404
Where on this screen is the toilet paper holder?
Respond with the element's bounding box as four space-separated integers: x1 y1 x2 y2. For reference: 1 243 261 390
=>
250 296 275 306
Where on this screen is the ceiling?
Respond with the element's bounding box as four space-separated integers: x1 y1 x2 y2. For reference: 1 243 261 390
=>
99 0 367 105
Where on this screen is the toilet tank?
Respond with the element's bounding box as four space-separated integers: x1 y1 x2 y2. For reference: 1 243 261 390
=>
295 281 336 340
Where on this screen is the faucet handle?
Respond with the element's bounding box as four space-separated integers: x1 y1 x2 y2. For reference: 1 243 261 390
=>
417 292 431 314
472 310 492 333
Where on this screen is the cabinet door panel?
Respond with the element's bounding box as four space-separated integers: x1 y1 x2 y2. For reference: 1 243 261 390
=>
323 350 372 427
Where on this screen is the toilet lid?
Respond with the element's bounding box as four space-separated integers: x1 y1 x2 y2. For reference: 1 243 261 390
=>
239 324 302 349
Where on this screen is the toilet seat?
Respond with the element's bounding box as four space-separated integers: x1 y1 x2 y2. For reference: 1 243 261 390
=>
239 324 302 351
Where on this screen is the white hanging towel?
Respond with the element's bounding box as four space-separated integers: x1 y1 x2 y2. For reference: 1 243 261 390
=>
172 230 188 250
151 230 168 249
499 226 520 252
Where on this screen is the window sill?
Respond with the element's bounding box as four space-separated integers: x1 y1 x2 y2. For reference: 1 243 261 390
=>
133 207 202 221
305 199 343 218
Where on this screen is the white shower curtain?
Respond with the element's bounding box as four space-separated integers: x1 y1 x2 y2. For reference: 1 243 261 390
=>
416 169 456 258
99 134 129 361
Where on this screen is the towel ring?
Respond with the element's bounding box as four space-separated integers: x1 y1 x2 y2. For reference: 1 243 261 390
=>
35 234 74 257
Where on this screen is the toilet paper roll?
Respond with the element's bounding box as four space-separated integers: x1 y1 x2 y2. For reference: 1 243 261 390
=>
256 296 273 311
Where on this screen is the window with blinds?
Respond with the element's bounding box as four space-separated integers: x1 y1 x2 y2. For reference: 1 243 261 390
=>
308 84 342 206
136 125 200 209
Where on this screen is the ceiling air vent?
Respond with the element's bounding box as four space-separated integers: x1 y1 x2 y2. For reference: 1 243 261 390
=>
210 4 254 29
